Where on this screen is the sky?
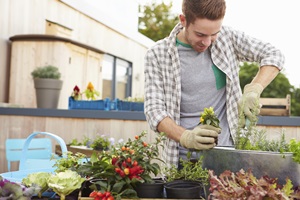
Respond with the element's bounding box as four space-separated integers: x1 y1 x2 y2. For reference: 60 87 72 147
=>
140 0 300 87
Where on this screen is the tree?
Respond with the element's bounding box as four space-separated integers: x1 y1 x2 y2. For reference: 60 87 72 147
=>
239 62 300 116
138 1 178 41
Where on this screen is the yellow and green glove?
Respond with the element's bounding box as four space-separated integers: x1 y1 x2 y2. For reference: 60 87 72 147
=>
238 83 263 128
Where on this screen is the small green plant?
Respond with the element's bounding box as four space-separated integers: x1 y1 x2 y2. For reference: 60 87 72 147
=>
83 82 100 100
164 151 209 186
90 135 111 150
31 65 61 79
124 96 144 102
235 126 290 152
52 151 87 173
199 107 220 128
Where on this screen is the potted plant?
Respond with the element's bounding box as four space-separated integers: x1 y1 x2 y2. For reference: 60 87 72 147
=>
31 65 63 109
72 131 166 200
163 152 209 199
90 135 111 151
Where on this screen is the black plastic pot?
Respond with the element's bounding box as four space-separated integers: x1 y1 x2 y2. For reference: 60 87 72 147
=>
164 180 205 199
134 179 165 198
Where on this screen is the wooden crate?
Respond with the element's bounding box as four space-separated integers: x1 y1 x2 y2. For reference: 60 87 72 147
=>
259 94 291 116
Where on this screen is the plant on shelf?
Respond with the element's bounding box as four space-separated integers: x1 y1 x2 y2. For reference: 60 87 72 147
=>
31 65 63 108
31 65 61 79
90 135 111 151
83 82 100 100
124 96 144 102
71 85 82 100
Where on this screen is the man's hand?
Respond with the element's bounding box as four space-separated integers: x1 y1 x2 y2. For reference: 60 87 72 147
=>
238 83 263 127
180 125 221 150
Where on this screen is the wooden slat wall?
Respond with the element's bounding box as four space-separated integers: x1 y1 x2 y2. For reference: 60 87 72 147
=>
1 0 148 105
0 115 154 173
1 115 300 173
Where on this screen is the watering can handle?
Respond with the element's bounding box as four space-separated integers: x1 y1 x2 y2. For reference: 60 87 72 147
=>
19 131 68 170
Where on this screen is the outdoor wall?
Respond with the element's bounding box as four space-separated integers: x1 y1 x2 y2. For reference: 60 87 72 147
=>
0 0 154 105
1 107 300 173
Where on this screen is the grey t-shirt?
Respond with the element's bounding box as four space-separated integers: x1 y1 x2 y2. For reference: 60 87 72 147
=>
177 39 233 148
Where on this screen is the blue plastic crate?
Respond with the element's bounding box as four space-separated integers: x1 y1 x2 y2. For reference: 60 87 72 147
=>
111 99 144 111
68 97 110 110
131 102 144 111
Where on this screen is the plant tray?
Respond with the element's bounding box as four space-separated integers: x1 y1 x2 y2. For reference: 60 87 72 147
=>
68 97 110 110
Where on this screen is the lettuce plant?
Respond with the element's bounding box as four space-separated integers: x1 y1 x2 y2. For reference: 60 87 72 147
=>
47 170 85 200
208 169 300 199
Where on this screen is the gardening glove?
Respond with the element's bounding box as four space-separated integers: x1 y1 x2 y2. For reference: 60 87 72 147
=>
238 83 263 128
180 125 221 150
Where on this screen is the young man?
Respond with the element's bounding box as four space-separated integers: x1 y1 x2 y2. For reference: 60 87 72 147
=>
144 0 284 167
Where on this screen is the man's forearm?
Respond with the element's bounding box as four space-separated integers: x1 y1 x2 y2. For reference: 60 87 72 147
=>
251 65 280 88
157 117 185 142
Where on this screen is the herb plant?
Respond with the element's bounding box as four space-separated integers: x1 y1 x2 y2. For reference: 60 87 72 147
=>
164 151 209 185
31 65 61 79
53 151 87 173
90 135 111 151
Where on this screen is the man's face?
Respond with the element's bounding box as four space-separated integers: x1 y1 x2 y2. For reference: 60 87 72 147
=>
181 16 223 52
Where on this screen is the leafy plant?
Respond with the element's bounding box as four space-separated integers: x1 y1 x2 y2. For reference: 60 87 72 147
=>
83 82 100 100
31 65 61 79
22 172 51 198
289 139 300 164
47 170 85 200
208 169 300 199
164 151 209 185
199 107 220 128
0 176 41 199
235 125 290 153
90 135 111 151
124 96 144 102
53 151 88 173
83 131 166 200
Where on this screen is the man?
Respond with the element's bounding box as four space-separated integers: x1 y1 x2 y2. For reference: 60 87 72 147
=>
144 0 284 167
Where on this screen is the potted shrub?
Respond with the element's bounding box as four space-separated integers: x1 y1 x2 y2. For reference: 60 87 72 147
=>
163 152 209 199
90 135 111 151
31 65 63 109
73 131 166 200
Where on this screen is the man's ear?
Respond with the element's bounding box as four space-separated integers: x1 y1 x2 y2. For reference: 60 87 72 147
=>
179 14 186 27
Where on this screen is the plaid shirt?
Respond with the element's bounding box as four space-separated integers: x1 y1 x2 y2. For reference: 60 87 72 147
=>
144 23 284 167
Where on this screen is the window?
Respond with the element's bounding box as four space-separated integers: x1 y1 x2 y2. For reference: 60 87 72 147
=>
102 54 132 99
